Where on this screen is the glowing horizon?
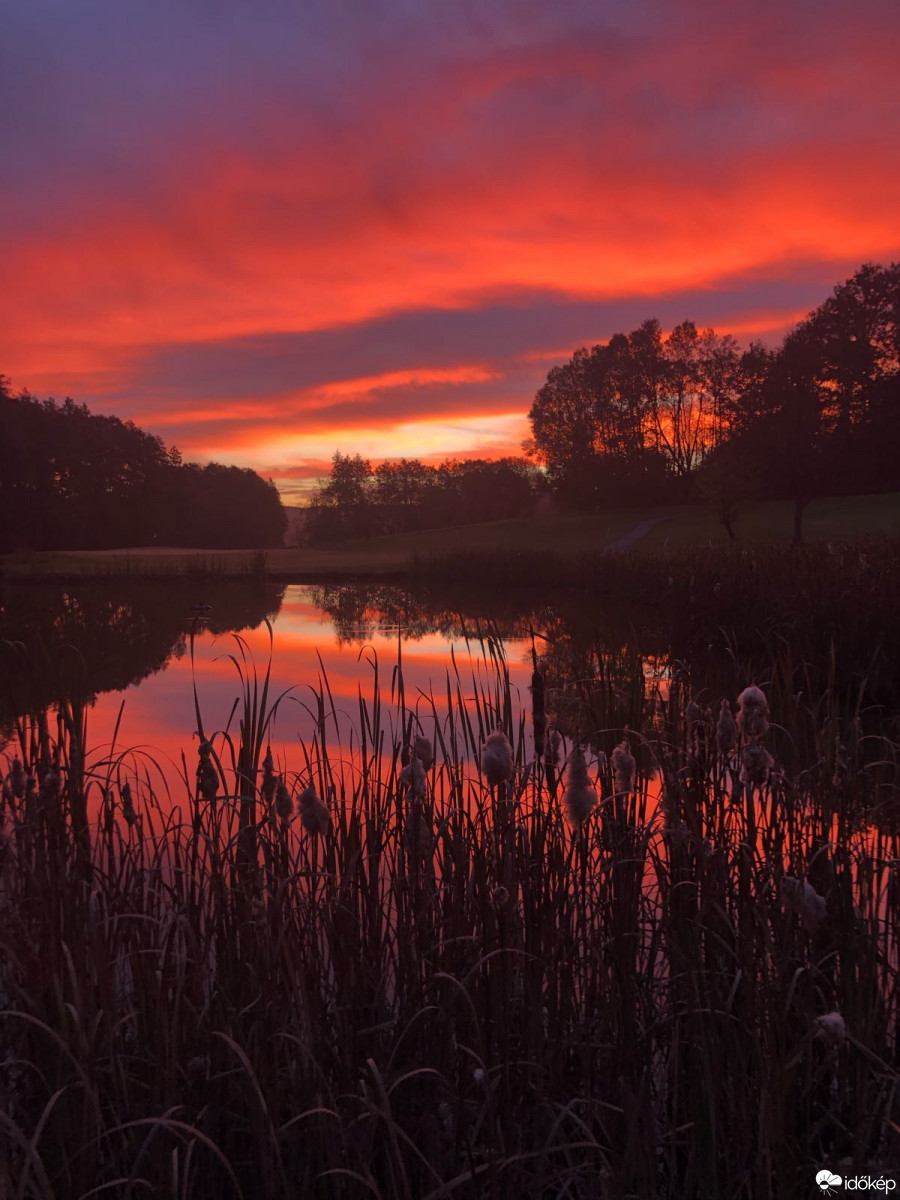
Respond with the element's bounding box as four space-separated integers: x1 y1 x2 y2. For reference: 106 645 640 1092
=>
3 0 899 502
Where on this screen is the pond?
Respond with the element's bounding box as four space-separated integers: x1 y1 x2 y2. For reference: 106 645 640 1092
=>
0 577 668 804
2 567 900 1197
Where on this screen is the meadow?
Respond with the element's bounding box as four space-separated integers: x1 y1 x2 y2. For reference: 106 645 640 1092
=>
2 492 899 581
2 538 900 1198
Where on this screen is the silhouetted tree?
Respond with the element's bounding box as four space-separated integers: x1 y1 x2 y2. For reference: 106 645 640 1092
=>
0 384 287 551
695 442 760 540
723 263 899 542
525 320 739 505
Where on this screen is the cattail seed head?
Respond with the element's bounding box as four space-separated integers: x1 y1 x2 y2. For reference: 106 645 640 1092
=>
413 735 434 772
274 776 293 821
612 739 636 795
781 875 827 933
736 685 770 742
740 742 773 786
563 747 596 826
480 731 513 786
403 801 433 862
400 756 426 800
261 746 277 805
298 784 329 836
121 781 139 826
544 729 562 776
815 1011 847 1047
8 758 26 800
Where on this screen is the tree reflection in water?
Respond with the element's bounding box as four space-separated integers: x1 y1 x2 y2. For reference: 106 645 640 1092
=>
0 579 285 725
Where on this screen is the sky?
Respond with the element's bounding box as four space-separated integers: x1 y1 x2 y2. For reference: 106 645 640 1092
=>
3 0 899 502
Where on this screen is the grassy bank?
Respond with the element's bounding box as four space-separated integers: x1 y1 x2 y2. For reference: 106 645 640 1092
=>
3 492 899 580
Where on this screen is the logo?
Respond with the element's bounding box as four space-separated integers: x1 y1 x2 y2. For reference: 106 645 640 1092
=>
816 1170 898 1193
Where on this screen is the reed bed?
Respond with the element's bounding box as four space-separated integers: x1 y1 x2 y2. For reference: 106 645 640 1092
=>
1 628 899 1198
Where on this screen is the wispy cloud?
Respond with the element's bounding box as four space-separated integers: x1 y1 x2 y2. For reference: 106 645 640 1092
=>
3 0 898 493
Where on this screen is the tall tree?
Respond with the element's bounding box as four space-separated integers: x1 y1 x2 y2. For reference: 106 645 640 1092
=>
0 386 287 551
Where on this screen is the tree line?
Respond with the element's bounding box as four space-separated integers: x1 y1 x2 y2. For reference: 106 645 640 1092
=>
526 261 899 538
312 261 898 543
309 455 545 541
0 383 286 551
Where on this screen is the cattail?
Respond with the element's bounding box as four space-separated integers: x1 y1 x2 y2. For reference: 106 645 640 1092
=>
815 1011 847 1047
563 747 595 826
781 875 826 933
686 698 702 731
547 729 561 765
121 781 139 826
197 740 218 804
274 776 293 821
480 731 513 786
261 746 277 806
5 758 26 801
530 663 546 758
298 784 329 836
612 739 635 795
40 765 60 808
24 774 37 822
404 801 433 862
740 742 773 786
413 735 434 772
400 755 426 800
736 685 769 741
716 698 737 755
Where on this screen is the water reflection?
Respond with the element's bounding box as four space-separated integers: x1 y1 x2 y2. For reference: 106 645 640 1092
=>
0 578 284 724
1 577 892 796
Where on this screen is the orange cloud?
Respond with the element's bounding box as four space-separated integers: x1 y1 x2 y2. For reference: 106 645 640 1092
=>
3 2 899 487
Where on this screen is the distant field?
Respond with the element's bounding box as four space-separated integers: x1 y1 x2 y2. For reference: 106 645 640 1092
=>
4 492 900 580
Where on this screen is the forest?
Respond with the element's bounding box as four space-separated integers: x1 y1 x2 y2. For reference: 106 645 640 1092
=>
3 261 897 552
309 261 900 543
0 383 286 551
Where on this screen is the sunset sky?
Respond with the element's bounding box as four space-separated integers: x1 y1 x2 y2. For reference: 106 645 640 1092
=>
3 0 899 502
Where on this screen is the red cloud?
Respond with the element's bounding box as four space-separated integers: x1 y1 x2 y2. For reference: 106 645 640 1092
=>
3 2 898 486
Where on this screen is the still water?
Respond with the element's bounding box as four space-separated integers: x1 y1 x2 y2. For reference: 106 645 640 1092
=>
1 578 594 805
3 571 873 810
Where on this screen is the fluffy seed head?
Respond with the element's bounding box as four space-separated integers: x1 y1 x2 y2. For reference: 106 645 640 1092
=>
737 685 770 741
815 1011 847 1047
781 875 827 932
481 731 513 786
740 742 774 786
564 747 596 826
612 740 636 795
6 758 26 800
546 729 561 765
274 777 293 821
400 756 426 800
298 785 329 836
413 735 434 772
403 802 434 862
